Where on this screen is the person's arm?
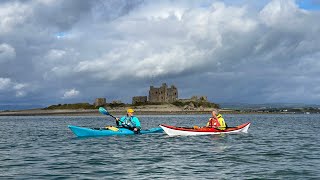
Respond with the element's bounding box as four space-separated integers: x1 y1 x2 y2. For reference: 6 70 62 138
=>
206 118 212 127
116 116 125 126
132 117 141 129
115 118 120 126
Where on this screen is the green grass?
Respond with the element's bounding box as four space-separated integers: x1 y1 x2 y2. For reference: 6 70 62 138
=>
43 103 96 110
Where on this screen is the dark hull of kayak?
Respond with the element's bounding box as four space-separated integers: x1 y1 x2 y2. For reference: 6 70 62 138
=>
68 125 163 137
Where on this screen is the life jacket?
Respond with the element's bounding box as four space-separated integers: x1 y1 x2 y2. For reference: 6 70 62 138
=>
122 116 134 127
119 115 140 129
207 114 226 130
217 114 226 130
207 118 220 127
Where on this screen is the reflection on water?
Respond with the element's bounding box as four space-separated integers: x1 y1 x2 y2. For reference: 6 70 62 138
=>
208 134 230 153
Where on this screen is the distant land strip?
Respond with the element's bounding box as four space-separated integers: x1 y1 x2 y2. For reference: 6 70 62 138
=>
0 109 218 116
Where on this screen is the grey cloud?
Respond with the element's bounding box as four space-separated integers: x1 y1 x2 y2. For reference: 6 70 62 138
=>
0 43 16 63
1 0 320 108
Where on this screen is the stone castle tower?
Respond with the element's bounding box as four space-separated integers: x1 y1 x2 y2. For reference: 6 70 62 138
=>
94 98 106 107
149 83 178 103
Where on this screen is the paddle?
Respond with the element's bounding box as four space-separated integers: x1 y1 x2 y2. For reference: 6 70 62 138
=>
98 107 117 120
99 107 122 127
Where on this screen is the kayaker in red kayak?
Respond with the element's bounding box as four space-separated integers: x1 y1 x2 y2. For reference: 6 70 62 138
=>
206 109 227 130
116 108 141 134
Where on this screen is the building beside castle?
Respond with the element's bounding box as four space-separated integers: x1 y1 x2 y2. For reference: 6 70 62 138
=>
94 98 106 107
132 96 148 104
179 96 208 103
149 83 178 103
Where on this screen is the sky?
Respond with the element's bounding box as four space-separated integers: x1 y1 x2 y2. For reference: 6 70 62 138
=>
0 0 320 109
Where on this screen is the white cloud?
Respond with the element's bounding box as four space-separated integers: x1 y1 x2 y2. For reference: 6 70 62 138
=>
16 91 26 97
0 43 16 63
35 0 56 6
0 78 29 97
0 77 11 90
72 1 259 80
259 0 309 30
13 83 28 90
0 2 33 34
62 88 80 99
45 49 66 60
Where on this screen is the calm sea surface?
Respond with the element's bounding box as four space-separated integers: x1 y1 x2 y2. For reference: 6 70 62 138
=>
0 114 319 179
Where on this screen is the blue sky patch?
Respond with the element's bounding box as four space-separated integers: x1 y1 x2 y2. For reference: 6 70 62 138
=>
297 0 320 10
55 32 67 39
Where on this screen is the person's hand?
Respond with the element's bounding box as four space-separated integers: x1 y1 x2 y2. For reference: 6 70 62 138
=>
116 118 119 121
133 128 138 131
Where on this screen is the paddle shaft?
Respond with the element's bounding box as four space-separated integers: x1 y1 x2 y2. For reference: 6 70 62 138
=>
108 114 117 120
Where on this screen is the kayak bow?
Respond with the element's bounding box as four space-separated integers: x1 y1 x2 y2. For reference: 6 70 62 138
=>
159 122 251 136
68 125 163 137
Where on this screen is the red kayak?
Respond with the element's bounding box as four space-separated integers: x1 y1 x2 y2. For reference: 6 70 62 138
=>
159 122 251 136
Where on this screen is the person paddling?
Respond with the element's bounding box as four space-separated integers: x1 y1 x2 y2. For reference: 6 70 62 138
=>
206 109 227 130
116 109 141 134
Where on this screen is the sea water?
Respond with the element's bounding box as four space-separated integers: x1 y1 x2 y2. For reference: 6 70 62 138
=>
0 114 319 179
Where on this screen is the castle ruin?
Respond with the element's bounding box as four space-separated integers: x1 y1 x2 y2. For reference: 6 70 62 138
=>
179 96 208 103
132 96 148 104
148 83 178 103
94 98 106 107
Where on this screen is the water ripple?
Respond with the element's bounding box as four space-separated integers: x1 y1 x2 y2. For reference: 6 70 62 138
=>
0 114 320 179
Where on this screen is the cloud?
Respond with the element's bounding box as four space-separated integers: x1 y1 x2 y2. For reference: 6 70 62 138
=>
0 2 32 34
0 77 11 90
72 1 259 80
45 49 66 60
62 88 80 99
16 91 26 97
0 0 320 107
0 43 16 63
0 77 29 98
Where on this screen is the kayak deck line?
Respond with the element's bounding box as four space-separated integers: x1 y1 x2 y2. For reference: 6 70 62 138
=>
159 122 251 136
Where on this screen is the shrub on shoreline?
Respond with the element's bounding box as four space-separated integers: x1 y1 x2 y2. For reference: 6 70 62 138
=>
43 103 96 110
172 101 220 108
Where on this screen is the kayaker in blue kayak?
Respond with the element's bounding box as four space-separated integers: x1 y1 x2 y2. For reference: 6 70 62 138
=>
206 109 227 130
116 108 141 133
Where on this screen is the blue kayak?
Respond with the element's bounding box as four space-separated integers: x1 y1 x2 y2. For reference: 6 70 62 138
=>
68 125 163 137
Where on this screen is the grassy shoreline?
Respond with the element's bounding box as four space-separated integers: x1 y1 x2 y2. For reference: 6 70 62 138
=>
0 109 215 116
0 108 295 116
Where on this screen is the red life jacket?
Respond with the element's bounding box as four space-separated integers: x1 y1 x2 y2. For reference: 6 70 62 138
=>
208 117 221 128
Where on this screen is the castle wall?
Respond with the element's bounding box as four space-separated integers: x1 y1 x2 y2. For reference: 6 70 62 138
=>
132 96 147 104
149 83 178 103
178 96 208 103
